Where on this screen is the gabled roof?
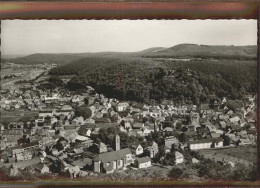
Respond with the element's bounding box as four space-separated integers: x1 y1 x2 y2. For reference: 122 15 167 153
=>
210 133 221 138
93 148 131 163
136 157 151 164
118 102 129 107
189 138 213 144
175 151 184 159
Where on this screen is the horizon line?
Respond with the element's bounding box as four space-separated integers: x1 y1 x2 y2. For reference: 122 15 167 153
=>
2 43 257 57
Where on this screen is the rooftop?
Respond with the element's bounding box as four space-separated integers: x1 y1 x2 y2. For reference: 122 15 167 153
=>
93 148 131 163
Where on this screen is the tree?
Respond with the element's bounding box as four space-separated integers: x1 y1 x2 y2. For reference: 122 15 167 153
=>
75 105 92 119
118 132 129 149
170 143 179 152
55 137 68 151
223 135 230 146
163 152 176 166
176 122 182 130
49 160 64 174
154 145 166 163
179 132 188 144
152 131 163 145
155 68 166 80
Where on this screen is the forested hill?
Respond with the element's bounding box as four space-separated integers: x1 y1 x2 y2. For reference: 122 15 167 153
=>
3 44 257 65
142 44 257 59
49 54 257 104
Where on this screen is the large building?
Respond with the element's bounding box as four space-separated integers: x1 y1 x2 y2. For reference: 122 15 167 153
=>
93 135 133 173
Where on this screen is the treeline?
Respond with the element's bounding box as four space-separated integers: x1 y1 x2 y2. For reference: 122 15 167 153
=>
48 56 257 104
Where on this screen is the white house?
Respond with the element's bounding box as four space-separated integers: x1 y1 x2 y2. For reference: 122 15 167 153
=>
189 139 212 150
39 110 53 117
175 151 184 164
130 144 143 156
116 102 129 112
135 157 151 169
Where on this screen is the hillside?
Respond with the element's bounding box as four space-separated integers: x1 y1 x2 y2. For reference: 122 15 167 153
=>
48 54 257 104
7 53 92 65
3 44 257 65
142 44 257 60
137 47 167 53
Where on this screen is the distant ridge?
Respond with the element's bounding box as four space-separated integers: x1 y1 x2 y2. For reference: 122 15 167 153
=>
3 44 257 65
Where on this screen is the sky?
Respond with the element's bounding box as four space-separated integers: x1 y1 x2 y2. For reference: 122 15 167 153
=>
1 19 257 56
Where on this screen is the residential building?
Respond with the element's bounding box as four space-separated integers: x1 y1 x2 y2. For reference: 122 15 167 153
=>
134 157 151 169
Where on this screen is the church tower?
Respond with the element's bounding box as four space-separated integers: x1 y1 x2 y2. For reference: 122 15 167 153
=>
115 134 120 151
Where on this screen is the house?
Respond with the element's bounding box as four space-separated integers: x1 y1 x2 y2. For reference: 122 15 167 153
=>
192 158 200 164
165 136 179 149
230 116 240 124
164 127 173 132
147 123 159 132
142 126 151 136
199 104 214 116
51 149 59 157
72 157 92 169
72 116 85 125
210 132 221 139
132 123 144 129
16 151 33 161
214 138 223 148
2 129 23 137
176 106 187 115
74 147 84 155
206 124 216 132
239 138 252 145
218 121 227 129
39 110 53 117
78 123 96 137
188 124 196 132
33 163 50 174
55 110 71 116
229 123 240 131
130 144 143 156
188 139 213 150
60 105 73 111
64 164 81 178
94 142 107 154
116 102 129 112
10 165 20 177
134 157 151 169
197 127 210 138
175 151 184 164
185 131 197 139
120 120 132 131
145 141 158 158
11 141 39 156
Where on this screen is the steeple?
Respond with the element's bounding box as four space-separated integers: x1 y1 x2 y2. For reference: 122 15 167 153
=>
115 134 120 151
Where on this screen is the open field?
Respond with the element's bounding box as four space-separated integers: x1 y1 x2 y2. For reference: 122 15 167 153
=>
198 145 257 166
1 68 45 86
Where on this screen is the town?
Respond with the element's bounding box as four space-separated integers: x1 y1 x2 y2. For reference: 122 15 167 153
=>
0 63 257 180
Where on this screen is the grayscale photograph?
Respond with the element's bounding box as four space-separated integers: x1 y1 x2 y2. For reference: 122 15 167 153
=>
0 19 257 182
